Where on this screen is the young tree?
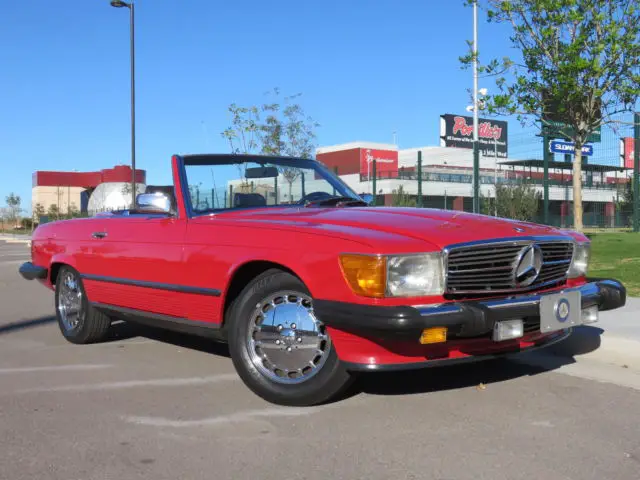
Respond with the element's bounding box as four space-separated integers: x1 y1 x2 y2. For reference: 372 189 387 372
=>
0 207 8 232
221 103 262 183
221 89 319 199
47 203 60 221
5 193 21 224
484 182 542 222
33 203 45 224
391 185 417 207
221 104 261 155
260 90 319 199
67 203 80 219
462 0 640 232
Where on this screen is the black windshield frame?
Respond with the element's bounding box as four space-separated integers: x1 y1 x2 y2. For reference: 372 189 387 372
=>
178 154 362 217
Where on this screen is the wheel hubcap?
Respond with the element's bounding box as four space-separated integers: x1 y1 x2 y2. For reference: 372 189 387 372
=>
247 291 330 384
57 271 84 331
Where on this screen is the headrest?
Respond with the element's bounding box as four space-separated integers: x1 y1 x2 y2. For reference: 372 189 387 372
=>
233 193 266 208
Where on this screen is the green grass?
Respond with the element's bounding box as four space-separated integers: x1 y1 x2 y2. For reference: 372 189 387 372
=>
587 232 640 297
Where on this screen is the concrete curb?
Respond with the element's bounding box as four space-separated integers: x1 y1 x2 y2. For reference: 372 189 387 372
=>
4 240 30 244
0 237 31 245
544 325 640 368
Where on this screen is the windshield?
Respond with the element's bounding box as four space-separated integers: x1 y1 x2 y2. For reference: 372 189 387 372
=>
182 155 362 215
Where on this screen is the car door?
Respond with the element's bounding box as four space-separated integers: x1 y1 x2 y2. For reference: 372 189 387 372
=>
79 213 188 319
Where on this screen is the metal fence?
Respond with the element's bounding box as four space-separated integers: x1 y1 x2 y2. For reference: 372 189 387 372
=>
365 113 639 232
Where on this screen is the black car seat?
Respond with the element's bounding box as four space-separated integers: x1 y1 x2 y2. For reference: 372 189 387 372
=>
233 192 267 208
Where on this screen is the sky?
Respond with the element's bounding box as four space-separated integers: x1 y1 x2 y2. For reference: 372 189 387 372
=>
0 0 539 213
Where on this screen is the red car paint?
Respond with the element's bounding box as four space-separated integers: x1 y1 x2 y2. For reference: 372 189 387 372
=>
30 155 589 367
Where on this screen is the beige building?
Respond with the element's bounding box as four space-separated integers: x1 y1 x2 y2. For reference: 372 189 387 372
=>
31 165 146 219
32 185 86 217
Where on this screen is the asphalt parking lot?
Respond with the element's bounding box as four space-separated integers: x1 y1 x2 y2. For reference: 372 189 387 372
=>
1 240 640 480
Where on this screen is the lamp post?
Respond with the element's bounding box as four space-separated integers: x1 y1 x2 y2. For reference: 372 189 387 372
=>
472 0 480 213
110 0 136 208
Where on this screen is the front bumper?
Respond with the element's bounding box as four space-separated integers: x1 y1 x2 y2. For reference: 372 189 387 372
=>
19 262 48 281
313 279 626 369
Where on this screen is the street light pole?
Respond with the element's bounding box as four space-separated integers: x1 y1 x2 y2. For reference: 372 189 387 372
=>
110 0 136 208
472 0 480 213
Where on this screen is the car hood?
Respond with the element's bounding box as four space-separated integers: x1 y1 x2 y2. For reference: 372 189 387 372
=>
202 207 581 250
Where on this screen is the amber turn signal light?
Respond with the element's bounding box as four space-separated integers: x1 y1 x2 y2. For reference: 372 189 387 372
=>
339 254 386 298
419 327 447 344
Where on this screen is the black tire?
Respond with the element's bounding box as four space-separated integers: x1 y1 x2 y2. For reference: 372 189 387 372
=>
54 265 112 344
227 269 353 406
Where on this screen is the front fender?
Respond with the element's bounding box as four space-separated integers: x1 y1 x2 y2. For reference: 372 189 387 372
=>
48 254 78 287
220 250 357 307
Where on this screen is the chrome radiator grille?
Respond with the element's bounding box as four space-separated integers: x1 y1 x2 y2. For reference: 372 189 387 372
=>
445 240 574 295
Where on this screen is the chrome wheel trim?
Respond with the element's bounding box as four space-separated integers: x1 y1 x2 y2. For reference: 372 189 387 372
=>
57 270 84 332
247 291 331 385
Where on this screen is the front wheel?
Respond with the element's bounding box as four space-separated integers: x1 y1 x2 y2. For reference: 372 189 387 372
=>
227 269 353 406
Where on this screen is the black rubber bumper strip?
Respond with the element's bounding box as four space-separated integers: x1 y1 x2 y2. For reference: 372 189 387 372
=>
313 279 626 340
18 262 48 281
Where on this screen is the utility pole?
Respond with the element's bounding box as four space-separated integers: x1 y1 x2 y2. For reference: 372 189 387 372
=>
472 0 480 213
634 112 640 232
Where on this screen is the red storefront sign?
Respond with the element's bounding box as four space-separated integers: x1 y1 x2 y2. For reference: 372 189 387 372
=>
359 148 398 177
621 137 635 169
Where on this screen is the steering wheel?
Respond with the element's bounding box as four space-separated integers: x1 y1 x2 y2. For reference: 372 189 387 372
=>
297 191 334 205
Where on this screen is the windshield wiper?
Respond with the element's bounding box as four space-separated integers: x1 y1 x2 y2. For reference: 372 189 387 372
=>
304 196 368 208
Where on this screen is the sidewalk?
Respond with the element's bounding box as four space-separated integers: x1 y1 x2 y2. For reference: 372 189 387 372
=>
580 297 640 363
596 296 640 340
545 297 640 367
0 234 31 244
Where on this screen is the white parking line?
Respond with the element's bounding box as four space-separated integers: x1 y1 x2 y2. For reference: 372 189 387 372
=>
0 364 113 374
17 373 239 393
123 406 328 428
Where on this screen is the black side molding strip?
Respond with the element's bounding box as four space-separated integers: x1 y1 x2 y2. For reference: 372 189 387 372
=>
92 303 226 340
81 274 221 297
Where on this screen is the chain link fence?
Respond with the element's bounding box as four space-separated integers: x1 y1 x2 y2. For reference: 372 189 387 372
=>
365 114 638 232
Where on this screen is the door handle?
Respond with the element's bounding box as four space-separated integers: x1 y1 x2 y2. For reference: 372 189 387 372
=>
91 232 107 239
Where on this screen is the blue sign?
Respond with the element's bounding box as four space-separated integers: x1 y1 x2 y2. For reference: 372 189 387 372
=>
549 140 593 156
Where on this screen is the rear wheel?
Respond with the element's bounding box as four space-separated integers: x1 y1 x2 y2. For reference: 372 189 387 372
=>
55 265 111 344
227 269 353 406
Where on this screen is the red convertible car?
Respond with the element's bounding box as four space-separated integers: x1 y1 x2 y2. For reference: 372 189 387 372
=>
20 154 626 406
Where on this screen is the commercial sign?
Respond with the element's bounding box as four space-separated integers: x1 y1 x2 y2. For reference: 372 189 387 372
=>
620 137 635 168
549 140 593 156
439 114 508 158
359 148 398 177
541 120 602 143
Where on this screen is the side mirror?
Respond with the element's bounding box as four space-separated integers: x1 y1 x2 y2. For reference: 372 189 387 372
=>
361 194 374 205
135 193 172 214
